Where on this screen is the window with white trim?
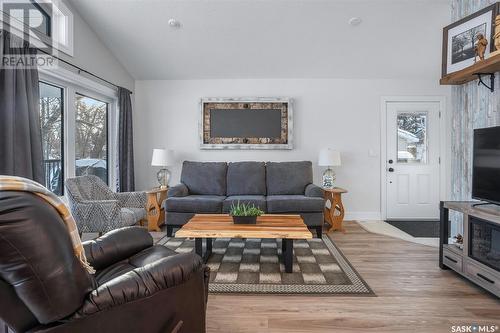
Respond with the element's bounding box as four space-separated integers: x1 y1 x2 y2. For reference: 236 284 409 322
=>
1 0 74 56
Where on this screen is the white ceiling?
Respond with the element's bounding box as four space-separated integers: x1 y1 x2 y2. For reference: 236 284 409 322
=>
68 0 451 80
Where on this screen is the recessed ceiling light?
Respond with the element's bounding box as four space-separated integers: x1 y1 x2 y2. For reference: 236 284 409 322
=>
168 19 181 29
348 17 362 26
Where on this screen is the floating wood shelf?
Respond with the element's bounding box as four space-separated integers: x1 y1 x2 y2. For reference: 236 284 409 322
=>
440 52 500 87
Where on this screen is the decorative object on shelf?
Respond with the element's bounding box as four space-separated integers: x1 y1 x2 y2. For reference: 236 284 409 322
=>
151 148 174 188
145 187 168 232
441 3 499 76
200 97 293 150
229 202 264 224
318 148 341 189
474 33 488 62
493 15 500 57
452 234 464 250
323 187 348 233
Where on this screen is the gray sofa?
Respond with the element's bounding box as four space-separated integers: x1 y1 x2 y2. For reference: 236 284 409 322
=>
165 161 325 237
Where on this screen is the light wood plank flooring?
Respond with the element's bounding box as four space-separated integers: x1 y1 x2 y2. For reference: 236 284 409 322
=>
205 221 500 333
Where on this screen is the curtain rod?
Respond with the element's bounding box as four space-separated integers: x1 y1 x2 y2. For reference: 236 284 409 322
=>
37 48 132 94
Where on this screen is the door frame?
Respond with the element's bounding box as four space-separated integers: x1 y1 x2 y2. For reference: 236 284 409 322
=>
380 96 447 221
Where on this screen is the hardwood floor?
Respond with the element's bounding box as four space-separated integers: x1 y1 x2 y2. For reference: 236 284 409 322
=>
205 221 500 333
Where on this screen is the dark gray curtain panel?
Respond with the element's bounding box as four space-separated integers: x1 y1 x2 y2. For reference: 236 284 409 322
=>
118 87 135 192
0 31 43 184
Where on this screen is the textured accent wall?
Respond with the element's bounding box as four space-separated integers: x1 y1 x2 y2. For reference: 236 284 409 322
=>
450 0 500 234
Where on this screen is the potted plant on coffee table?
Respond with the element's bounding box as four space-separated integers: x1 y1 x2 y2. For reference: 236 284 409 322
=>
229 202 264 224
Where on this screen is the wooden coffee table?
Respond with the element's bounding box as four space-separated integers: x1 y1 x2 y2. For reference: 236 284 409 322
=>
175 214 312 273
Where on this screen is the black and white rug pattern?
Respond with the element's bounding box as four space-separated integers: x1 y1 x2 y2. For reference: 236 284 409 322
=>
156 235 374 295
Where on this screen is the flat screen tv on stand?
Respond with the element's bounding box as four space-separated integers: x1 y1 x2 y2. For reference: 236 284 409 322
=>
472 126 500 207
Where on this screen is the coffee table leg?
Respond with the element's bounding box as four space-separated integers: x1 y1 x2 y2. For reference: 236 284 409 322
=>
206 238 212 257
283 239 293 273
195 238 203 257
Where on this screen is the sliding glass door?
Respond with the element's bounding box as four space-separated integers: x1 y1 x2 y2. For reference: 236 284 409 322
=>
39 82 64 195
38 75 116 195
75 94 109 184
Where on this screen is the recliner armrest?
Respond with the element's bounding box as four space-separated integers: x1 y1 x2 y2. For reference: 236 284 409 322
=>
75 253 204 317
168 183 189 197
305 184 324 198
82 227 153 270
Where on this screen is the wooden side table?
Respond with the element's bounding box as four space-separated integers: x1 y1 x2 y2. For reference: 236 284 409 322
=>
145 188 168 232
323 187 348 232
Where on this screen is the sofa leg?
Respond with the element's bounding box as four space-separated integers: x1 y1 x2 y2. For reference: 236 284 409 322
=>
167 225 174 237
315 226 323 239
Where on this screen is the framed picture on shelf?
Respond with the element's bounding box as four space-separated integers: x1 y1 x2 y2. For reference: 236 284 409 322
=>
442 2 500 77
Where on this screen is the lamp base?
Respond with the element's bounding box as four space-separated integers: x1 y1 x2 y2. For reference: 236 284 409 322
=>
322 168 336 189
157 168 171 189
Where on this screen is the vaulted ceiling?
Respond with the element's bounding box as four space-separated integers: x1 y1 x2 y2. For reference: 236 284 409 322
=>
68 0 450 80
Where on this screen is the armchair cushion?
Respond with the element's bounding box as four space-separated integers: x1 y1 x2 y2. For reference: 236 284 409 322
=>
94 246 177 285
168 183 189 197
266 161 313 195
267 195 325 213
83 227 153 271
75 253 203 317
165 195 225 213
181 161 227 196
120 208 146 226
305 184 324 198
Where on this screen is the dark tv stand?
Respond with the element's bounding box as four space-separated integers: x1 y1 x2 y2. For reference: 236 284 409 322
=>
471 202 494 207
440 201 500 297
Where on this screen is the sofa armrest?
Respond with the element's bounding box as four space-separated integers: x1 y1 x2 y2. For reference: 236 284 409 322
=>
75 253 205 317
168 183 189 197
82 227 153 270
305 184 324 198
114 191 147 208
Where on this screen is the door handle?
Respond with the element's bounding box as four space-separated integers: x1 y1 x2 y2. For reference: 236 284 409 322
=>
388 168 394 172
388 159 393 164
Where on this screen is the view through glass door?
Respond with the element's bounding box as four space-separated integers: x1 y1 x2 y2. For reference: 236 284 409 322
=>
385 102 441 220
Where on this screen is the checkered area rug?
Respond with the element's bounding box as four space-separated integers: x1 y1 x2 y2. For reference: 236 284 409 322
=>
156 235 374 295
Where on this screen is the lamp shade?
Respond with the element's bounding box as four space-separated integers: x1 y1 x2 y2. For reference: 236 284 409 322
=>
151 148 174 166
318 149 341 167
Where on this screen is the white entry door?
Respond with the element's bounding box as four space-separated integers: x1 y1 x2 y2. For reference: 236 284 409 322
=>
385 102 441 220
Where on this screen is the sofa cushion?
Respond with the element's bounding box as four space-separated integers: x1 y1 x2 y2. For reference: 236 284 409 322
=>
227 162 266 196
222 195 267 213
266 195 324 213
165 195 225 213
180 161 227 196
266 161 313 195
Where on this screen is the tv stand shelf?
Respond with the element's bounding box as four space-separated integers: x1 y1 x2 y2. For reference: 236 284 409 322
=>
440 201 500 298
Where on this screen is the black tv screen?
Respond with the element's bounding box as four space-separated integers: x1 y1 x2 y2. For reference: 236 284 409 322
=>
472 126 500 204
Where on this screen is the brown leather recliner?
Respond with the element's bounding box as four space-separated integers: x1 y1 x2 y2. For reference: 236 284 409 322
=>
0 191 209 333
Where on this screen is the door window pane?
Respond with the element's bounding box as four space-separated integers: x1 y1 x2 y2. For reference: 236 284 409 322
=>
75 94 108 184
397 112 428 164
39 82 63 195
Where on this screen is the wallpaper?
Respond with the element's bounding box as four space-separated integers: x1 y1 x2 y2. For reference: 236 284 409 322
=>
450 0 500 234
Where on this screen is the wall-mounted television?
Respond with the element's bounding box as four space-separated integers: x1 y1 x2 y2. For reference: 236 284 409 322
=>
472 126 500 205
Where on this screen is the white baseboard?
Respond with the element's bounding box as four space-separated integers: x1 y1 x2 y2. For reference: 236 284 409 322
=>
344 211 382 221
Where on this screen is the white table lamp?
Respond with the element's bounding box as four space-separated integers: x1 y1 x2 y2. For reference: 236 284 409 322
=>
151 148 174 188
318 149 341 189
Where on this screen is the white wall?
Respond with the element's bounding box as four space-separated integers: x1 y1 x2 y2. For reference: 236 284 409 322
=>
58 0 134 91
134 79 451 220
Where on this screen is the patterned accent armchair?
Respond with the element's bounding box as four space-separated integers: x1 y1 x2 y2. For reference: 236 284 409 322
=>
65 175 147 233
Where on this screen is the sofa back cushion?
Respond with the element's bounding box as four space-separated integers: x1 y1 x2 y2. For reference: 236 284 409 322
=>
227 162 266 196
266 161 313 195
181 161 227 195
